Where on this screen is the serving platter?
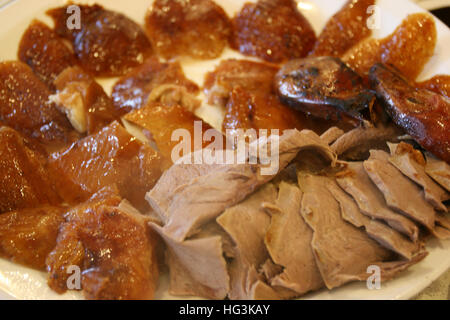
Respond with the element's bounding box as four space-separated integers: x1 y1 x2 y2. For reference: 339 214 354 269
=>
0 0 449 300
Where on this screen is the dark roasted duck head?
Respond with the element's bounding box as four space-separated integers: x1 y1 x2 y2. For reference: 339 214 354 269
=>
275 56 375 126
370 63 450 163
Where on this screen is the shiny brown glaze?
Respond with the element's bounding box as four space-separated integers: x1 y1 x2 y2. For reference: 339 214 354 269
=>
18 20 77 91
53 66 121 134
0 127 61 214
203 58 279 107
124 103 219 165
0 206 65 270
417 75 450 99
47 187 159 300
0 61 77 148
145 0 232 59
112 58 199 114
343 13 437 79
232 0 316 63
47 4 153 77
48 121 165 211
275 56 375 125
370 63 450 163
310 0 375 57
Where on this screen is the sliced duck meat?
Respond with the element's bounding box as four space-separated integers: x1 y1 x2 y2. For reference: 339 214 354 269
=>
0 205 65 270
330 124 402 160
298 172 424 289
145 0 232 59
343 13 436 79
47 187 159 300
0 127 61 214
0 61 77 148
124 103 221 166
217 184 278 300
363 150 436 231
47 4 153 77
425 154 450 192
151 223 229 300
336 162 419 241
320 127 345 145
310 0 375 57
18 20 77 91
48 121 164 212
327 182 419 260
370 63 450 163
262 182 324 294
388 142 449 212
50 66 121 135
275 56 375 126
232 0 316 63
112 57 199 114
146 129 335 242
417 75 450 99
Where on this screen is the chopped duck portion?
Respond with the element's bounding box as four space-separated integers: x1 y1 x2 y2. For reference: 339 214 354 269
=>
298 172 425 289
336 162 419 241
146 129 335 242
342 13 436 79
50 66 121 134
275 57 375 126
388 142 449 212
124 103 221 165
111 58 199 114
370 63 450 163
310 0 375 57
263 182 324 295
0 127 61 214
48 121 164 211
363 150 440 235
47 4 153 77
327 182 420 260
145 0 232 59
0 61 77 148
46 187 159 300
232 0 316 62
18 20 77 91
203 59 279 108
417 75 450 99
0 206 65 270
425 154 450 192
320 127 345 145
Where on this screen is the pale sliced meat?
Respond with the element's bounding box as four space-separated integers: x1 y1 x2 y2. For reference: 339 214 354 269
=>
363 150 436 230
146 129 335 242
425 154 450 192
298 172 424 289
336 162 419 241
327 182 420 260
262 182 324 294
320 127 345 145
388 142 449 212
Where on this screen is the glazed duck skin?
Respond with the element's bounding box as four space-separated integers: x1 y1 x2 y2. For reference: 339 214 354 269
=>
275 56 375 125
370 63 450 163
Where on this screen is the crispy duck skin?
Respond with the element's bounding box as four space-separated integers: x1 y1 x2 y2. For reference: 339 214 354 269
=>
369 63 450 163
275 56 375 125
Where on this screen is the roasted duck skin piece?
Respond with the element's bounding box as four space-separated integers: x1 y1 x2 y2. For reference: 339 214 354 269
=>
112 57 199 114
145 0 232 59
343 13 437 79
0 61 77 148
310 0 375 57
275 56 375 125
46 188 159 300
0 206 65 270
370 63 450 163
48 121 165 211
18 20 77 91
232 0 316 63
51 66 121 134
417 75 450 99
0 127 61 214
47 4 153 77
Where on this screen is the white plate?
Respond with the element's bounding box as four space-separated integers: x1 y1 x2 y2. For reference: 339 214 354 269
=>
0 0 449 300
